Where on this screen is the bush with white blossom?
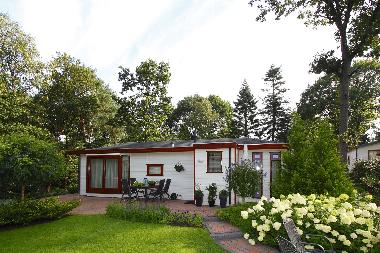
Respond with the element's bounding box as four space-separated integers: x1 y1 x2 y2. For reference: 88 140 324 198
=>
239 191 380 252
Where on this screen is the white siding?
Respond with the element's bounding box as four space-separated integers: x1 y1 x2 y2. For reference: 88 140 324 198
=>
79 154 86 195
194 148 236 205
129 152 194 200
347 142 380 171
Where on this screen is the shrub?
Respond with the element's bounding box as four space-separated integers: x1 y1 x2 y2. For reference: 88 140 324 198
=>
206 183 217 202
106 202 203 227
0 197 79 226
273 115 354 197
225 160 262 202
350 159 380 199
227 192 380 252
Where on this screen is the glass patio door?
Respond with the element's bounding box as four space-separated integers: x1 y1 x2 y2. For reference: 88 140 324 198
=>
88 156 121 193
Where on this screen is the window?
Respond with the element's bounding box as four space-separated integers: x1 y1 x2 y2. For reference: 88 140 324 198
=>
252 152 263 198
369 150 380 160
270 153 281 187
207 151 222 173
147 164 163 176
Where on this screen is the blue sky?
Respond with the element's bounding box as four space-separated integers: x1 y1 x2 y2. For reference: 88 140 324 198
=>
1 0 337 107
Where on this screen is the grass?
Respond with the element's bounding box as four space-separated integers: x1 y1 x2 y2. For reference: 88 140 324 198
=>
0 215 226 253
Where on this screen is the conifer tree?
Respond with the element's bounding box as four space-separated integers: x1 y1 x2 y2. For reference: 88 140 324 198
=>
261 65 291 142
232 80 259 138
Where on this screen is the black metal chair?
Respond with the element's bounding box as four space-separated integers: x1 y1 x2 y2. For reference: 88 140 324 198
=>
280 218 334 253
162 179 171 199
121 179 137 201
129 178 140 197
148 179 165 200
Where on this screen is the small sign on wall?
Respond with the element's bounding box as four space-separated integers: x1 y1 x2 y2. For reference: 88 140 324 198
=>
197 160 204 164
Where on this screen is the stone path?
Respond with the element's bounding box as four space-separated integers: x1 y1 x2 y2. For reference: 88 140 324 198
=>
204 216 279 253
59 194 279 253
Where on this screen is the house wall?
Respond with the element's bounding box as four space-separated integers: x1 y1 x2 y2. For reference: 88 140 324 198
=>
129 151 194 200
236 148 285 201
347 142 380 171
79 152 194 200
194 148 236 206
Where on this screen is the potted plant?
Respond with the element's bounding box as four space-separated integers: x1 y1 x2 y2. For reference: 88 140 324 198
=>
174 162 184 172
194 186 204 206
148 180 156 187
206 183 217 207
219 189 228 208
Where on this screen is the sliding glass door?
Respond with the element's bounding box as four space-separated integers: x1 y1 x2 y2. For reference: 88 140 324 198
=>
87 156 122 193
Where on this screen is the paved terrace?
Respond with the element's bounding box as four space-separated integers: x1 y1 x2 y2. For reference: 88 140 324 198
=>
59 194 279 253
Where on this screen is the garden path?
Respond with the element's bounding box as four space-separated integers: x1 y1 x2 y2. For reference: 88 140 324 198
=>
59 194 279 253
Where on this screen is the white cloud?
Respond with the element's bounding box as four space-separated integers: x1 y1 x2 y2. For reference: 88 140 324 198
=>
2 0 338 108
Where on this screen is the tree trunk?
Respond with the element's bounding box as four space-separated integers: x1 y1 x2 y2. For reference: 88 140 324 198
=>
21 185 25 201
339 52 351 163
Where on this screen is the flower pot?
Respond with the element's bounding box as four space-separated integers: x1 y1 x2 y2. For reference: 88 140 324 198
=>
195 196 203 206
219 197 227 208
208 199 215 207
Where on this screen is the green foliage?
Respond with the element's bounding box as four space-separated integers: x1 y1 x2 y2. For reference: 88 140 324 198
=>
206 183 218 202
0 133 66 199
194 185 204 198
273 115 354 197
116 59 173 142
168 95 219 139
219 189 228 198
0 197 79 226
298 60 380 148
261 65 291 142
350 159 380 199
226 160 262 201
106 202 203 227
232 80 260 138
208 95 234 138
37 52 122 150
0 14 43 92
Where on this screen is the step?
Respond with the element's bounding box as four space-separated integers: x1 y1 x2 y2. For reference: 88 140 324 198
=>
218 238 280 253
203 216 219 222
211 231 244 240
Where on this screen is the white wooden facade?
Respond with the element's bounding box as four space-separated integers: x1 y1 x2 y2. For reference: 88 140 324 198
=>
77 140 286 205
347 141 380 171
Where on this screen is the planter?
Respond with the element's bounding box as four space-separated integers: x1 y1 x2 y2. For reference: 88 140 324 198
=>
195 196 203 206
219 197 227 208
208 199 215 207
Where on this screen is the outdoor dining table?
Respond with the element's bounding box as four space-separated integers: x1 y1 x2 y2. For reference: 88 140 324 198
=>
134 185 158 200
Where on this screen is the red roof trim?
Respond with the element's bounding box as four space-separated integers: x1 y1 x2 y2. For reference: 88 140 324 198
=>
67 147 194 155
237 144 288 150
193 143 237 149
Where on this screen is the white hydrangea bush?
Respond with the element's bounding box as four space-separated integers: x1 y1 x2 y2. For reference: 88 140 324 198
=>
240 191 380 252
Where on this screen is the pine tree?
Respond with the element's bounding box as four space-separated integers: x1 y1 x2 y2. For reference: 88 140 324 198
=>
232 80 259 138
261 65 291 142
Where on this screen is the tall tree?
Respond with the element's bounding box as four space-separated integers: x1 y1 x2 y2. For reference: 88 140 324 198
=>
168 95 219 140
232 80 260 138
116 59 173 142
298 59 380 148
207 95 233 138
261 65 291 142
248 0 380 161
0 13 42 92
37 53 121 149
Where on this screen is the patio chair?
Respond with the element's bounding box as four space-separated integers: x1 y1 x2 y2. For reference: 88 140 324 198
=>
162 178 171 199
121 179 137 201
148 179 165 200
129 178 141 197
280 218 334 253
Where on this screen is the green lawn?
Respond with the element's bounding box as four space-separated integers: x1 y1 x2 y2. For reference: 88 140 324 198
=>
0 215 226 253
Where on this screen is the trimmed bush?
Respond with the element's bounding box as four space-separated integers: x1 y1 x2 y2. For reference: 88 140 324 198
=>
106 202 203 227
273 115 354 197
219 192 380 252
350 159 380 199
0 197 79 226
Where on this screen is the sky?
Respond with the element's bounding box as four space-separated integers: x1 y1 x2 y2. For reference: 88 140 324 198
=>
0 0 338 107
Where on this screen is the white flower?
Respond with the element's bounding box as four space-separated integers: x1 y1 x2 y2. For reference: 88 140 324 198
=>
297 220 303 226
362 210 371 218
304 245 315 250
354 208 363 216
241 211 249 219
262 224 271 232
247 208 254 213
258 236 264 241
326 215 337 223
350 233 357 239
260 196 268 202
307 213 314 219
342 202 352 209
273 222 281 231
252 220 257 227
339 194 349 201
244 233 249 239
338 235 347 242
313 218 320 224
331 230 339 237
248 239 255 245
260 215 266 221
343 240 351 246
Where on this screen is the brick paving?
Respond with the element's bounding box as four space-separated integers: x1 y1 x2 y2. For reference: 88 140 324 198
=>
59 194 279 253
